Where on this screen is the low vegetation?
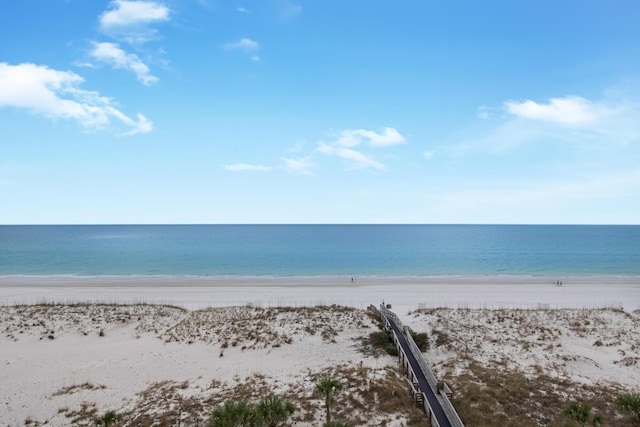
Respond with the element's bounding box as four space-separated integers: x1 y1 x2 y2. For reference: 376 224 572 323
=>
409 330 429 352
410 307 640 426
563 401 602 427
8 304 640 426
209 395 295 427
316 378 343 424
368 330 397 356
94 410 121 427
616 393 640 422
52 365 424 427
5 303 425 426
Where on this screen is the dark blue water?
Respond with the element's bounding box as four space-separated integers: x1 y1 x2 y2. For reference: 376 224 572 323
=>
0 225 638 278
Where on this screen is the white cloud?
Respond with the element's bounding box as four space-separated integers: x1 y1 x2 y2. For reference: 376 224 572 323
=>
423 151 434 159
223 38 260 52
237 7 249 13
224 164 272 172
336 127 405 147
223 38 261 61
459 92 640 155
316 127 405 170
99 0 171 44
100 0 170 29
225 127 402 175
0 62 152 135
318 143 385 170
280 157 314 175
74 61 97 69
504 96 610 126
90 42 158 85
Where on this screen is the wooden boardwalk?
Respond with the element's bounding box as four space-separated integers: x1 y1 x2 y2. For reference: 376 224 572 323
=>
372 304 465 427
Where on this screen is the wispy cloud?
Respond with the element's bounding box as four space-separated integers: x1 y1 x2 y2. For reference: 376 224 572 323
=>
223 38 260 61
317 127 405 170
457 93 640 155
0 62 152 135
317 143 385 170
224 164 272 172
225 127 404 175
223 157 315 175
280 156 314 175
223 38 259 52
100 0 171 44
237 7 249 13
336 127 405 147
504 95 611 126
90 42 158 85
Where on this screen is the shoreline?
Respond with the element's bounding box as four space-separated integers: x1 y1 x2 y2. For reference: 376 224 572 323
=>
2 273 640 286
1 275 638 315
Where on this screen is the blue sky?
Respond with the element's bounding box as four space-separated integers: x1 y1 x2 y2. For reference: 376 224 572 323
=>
1 0 639 224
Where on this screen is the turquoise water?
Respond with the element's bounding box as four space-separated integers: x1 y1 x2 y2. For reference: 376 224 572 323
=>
0 225 639 278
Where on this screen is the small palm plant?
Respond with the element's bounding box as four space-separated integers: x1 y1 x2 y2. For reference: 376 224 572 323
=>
316 377 343 424
256 395 296 427
209 400 258 427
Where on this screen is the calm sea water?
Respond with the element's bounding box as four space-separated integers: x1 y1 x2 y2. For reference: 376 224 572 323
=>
0 225 639 278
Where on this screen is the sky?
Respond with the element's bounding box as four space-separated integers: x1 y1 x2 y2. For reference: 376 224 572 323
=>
1 0 639 224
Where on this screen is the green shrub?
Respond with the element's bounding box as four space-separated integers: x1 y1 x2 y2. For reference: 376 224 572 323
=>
369 331 388 347
95 410 120 427
209 395 296 427
410 331 429 352
616 393 640 421
369 331 397 356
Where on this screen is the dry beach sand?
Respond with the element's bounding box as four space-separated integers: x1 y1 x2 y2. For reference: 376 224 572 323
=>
1 277 639 426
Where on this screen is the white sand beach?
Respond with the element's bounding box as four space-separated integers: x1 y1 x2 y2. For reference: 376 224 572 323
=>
1 277 639 426
2 275 639 315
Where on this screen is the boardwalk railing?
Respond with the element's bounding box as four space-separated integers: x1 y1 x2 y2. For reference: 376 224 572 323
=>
370 304 465 427
404 325 465 427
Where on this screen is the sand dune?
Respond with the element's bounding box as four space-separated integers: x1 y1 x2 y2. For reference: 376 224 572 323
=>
1 280 639 426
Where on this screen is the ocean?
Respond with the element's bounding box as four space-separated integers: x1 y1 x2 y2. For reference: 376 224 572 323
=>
0 225 639 279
